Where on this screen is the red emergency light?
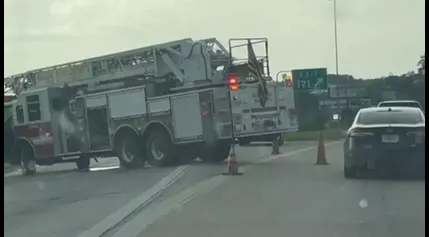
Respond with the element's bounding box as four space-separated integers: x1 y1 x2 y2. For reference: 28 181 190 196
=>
227 74 239 92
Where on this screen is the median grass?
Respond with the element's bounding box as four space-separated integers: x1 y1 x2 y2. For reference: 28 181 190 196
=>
284 128 346 141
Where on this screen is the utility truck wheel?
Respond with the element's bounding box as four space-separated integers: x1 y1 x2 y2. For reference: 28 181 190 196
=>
116 132 144 169
18 145 36 176
145 129 174 167
76 156 90 171
198 142 231 163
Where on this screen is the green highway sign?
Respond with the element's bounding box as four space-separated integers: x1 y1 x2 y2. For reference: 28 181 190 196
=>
291 68 328 91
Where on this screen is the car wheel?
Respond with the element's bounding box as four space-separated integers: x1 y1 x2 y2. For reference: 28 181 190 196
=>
344 165 358 179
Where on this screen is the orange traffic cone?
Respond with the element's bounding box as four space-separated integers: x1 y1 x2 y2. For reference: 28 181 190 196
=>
222 144 243 176
315 131 329 165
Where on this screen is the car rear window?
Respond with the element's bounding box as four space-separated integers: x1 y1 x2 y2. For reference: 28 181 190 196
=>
379 102 420 108
357 110 423 125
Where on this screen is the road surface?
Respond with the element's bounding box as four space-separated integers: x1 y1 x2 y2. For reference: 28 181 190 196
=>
5 141 425 237
129 141 424 237
4 141 315 237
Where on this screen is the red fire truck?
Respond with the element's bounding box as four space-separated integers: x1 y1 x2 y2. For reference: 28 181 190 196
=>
5 38 297 176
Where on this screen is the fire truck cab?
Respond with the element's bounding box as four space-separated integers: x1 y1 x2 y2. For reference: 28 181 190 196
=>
10 86 98 175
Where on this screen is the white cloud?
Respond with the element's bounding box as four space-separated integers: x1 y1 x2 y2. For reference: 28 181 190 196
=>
49 0 96 17
49 0 74 17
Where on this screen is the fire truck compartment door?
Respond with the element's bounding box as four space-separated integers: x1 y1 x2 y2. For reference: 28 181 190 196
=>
85 95 106 108
171 94 203 141
108 89 147 118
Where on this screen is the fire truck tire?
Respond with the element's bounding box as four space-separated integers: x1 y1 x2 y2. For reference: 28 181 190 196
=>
145 129 174 167
175 145 198 164
76 156 90 170
18 144 36 176
116 133 145 169
198 142 231 163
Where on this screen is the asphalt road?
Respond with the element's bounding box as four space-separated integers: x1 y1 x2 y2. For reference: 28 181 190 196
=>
5 141 424 237
130 141 425 237
4 158 176 237
4 141 316 237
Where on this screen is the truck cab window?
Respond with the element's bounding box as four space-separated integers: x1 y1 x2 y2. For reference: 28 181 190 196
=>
26 95 41 121
16 105 24 124
52 98 66 112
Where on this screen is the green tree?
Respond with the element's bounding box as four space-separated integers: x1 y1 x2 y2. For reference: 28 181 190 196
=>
417 53 425 75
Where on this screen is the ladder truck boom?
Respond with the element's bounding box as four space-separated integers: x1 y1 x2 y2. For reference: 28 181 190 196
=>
5 38 231 95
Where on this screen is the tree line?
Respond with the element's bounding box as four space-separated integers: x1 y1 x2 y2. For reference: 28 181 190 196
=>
296 53 425 130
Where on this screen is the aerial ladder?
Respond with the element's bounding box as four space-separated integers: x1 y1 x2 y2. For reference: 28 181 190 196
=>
4 38 232 96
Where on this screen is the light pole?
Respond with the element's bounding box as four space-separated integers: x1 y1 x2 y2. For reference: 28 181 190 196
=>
333 0 339 75
331 0 341 128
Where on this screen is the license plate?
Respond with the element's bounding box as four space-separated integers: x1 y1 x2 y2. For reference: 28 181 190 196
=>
382 134 399 143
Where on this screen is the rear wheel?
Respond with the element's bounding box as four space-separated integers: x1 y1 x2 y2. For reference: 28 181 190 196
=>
18 144 36 176
344 165 358 179
76 156 90 171
145 129 174 167
199 141 231 163
116 132 145 169
175 145 199 164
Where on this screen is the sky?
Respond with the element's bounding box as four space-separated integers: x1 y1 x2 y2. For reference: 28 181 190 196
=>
4 0 426 79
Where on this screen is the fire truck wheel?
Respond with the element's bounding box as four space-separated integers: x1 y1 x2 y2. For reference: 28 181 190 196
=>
175 145 198 164
117 133 144 169
18 145 36 176
146 129 174 167
76 156 90 171
198 142 231 163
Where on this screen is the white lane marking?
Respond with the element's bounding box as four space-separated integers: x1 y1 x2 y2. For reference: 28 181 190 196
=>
77 165 188 237
90 165 121 171
359 198 368 208
111 141 342 237
4 170 21 178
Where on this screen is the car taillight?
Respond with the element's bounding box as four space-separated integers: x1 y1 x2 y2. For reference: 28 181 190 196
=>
348 128 374 137
227 74 239 92
406 127 425 143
